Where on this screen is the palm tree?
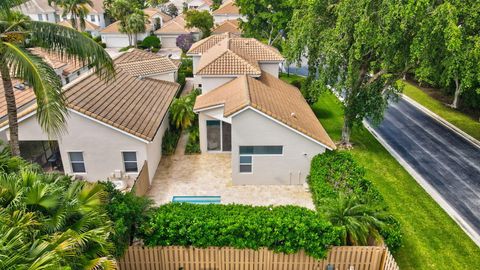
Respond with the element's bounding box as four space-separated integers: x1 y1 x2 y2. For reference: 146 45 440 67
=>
0 170 116 269
0 3 114 156
321 194 388 246
122 10 147 47
169 90 198 130
52 0 93 31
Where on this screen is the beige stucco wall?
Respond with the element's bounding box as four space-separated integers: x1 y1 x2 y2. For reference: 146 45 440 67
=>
200 76 237 93
149 71 176 82
213 14 244 24
231 109 326 185
146 113 169 182
259 62 280 78
14 112 150 182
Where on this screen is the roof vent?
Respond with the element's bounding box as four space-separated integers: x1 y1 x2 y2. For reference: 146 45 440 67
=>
291 112 297 118
14 83 26 91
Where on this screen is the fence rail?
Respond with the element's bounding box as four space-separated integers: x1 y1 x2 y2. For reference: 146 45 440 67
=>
118 246 399 270
132 161 150 197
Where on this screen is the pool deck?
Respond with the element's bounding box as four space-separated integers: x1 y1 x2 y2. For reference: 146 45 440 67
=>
147 132 315 209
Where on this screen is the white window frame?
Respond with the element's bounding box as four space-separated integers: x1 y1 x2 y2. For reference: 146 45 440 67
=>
68 151 86 174
38 14 43 21
206 120 231 153
239 155 253 174
238 146 284 174
122 151 138 174
90 15 96 22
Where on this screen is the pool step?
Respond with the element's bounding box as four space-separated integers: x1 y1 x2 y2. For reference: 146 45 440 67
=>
172 196 221 204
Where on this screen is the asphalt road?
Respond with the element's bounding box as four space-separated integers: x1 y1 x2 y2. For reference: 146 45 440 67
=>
372 98 480 240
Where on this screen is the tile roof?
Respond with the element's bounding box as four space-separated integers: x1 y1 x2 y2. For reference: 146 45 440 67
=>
115 49 179 77
14 0 59 14
193 37 283 76
64 68 179 141
194 73 336 149
155 15 198 34
212 0 240 15
212 19 241 35
29 48 85 76
100 21 151 34
143 8 172 22
0 80 36 120
187 33 235 54
57 20 100 31
101 8 169 34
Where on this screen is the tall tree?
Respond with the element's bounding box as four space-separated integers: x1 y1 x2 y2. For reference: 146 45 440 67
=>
236 0 295 46
122 10 147 47
185 9 213 38
51 0 93 31
285 0 425 147
0 6 114 156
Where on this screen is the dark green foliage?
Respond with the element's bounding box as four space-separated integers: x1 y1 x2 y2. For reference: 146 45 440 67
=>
140 35 161 49
119 45 134 52
177 57 193 89
185 123 200 154
139 203 342 259
309 151 402 251
162 127 181 155
101 181 153 257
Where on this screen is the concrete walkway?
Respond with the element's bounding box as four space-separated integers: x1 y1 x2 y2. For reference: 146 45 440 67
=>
369 97 480 246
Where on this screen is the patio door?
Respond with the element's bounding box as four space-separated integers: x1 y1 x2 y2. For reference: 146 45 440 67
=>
206 120 231 152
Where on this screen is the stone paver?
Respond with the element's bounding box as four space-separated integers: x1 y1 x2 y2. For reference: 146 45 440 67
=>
147 143 314 209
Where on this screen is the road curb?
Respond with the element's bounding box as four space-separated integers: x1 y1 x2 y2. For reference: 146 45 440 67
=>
401 95 480 149
363 120 480 247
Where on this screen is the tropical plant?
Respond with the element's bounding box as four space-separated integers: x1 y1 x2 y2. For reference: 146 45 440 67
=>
0 169 116 269
51 0 93 31
0 6 114 156
176 33 194 53
140 35 161 49
165 3 178 17
321 194 388 246
184 9 213 37
121 10 147 47
169 92 197 130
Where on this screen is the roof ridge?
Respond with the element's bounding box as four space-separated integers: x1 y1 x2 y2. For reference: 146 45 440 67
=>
243 75 251 106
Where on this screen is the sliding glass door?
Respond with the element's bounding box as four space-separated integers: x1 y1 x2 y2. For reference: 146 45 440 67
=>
206 120 231 152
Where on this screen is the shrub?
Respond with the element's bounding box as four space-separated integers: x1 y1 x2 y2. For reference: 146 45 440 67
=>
101 181 154 257
119 45 133 52
176 33 195 53
141 35 161 49
185 123 200 154
308 151 402 251
162 127 181 155
180 57 193 77
99 42 107 48
151 47 159 53
139 203 342 259
93 35 102 42
177 71 186 89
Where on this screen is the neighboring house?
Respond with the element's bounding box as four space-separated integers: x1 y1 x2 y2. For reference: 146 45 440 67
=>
186 33 284 91
212 0 244 24
0 49 180 184
57 20 101 37
193 72 336 185
154 15 200 48
100 8 172 48
29 48 91 85
14 0 107 28
212 19 241 35
187 0 213 11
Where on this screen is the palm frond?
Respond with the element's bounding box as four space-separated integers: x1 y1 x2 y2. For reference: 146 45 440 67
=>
2 42 68 137
28 21 115 80
0 0 26 11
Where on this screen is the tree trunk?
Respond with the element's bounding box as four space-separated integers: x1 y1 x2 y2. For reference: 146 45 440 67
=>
0 62 21 156
451 77 461 109
340 116 352 149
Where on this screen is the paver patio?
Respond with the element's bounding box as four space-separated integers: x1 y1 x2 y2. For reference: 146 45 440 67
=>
147 133 314 209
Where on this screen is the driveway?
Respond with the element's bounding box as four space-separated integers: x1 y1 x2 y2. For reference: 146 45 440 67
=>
371 98 480 244
147 132 314 208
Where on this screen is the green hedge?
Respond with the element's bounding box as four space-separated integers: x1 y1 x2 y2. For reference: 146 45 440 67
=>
308 151 402 251
162 127 181 155
139 203 342 259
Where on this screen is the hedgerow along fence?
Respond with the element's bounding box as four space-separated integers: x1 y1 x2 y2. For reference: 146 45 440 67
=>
117 245 399 270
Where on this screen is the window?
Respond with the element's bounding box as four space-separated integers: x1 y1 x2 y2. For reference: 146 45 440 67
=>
65 76 70 84
45 14 49 21
239 155 252 173
69 152 86 173
90 15 96 22
38 14 43 21
239 146 283 155
122 152 138 173
206 120 231 152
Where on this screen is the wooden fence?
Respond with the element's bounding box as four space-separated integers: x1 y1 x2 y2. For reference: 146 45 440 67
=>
132 161 150 197
118 246 400 270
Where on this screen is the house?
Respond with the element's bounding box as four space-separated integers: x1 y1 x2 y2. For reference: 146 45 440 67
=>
100 8 172 48
212 19 241 35
212 0 244 24
57 20 101 37
29 48 91 85
186 33 284 91
154 15 200 48
187 0 213 11
14 0 107 28
0 49 180 184
193 72 336 185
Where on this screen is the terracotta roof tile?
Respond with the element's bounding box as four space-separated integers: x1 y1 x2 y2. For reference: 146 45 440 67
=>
212 19 241 35
212 0 240 15
0 80 36 120
194 73 336 149
114 49 179 76
155 15 198 34
29 48 84 75
57 20 100 31
187 33 234 54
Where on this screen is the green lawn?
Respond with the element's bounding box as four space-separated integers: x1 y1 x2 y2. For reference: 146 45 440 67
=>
401 81 480 141
279 73 480 269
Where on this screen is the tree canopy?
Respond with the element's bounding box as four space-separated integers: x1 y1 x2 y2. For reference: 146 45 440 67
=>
185 9 213 37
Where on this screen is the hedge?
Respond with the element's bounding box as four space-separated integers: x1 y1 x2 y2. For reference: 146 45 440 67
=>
308 151 402 251
139 203 343 259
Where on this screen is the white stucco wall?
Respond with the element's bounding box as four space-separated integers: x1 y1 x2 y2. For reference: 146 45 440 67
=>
102 33 148 48
149 71 176 82
145 114 169 182
14 112 149 182
213 14 243 24
200 76 237 93
198 107 232 153
260 62 280 78
231 109 327 185
192 55 201 73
